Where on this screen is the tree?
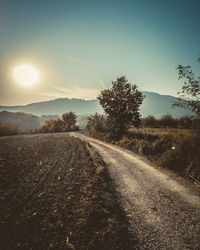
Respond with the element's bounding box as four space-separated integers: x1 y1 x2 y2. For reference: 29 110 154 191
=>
159 114 178 128
173 57 200 116
62 112 78 131
97 76 144 138
54 119 64 132
142 115 158 128
178 116 192 129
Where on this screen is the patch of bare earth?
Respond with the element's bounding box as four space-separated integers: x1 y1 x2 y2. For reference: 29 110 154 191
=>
0 133 134 250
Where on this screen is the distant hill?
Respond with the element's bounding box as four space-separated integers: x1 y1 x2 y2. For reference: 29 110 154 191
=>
141 91 193 117
0 92 193 118
0 98 102 116
0 111 59 130
0 111 41 130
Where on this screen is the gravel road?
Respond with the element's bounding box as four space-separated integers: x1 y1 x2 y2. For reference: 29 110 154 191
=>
71 132 200 249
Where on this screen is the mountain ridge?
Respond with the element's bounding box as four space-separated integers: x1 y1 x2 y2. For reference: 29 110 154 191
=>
0 91 193 117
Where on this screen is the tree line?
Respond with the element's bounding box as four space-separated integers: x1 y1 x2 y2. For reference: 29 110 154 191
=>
142 114 200 129
0 112 79 136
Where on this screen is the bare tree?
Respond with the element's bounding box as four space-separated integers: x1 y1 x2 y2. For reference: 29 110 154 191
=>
173 57 200 116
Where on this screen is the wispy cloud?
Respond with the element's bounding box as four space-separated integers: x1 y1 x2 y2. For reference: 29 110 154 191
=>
62 54 89 65
38 83 100 100
66 85 100 100
98 80 105 89
63 55 78 63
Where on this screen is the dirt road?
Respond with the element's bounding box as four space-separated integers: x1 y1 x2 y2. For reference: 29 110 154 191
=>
71 132 200 249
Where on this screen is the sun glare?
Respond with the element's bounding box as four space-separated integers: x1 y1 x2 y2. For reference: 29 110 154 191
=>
13 64 40 87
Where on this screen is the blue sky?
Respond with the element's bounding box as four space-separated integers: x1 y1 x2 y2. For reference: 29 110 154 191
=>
0 0 200 105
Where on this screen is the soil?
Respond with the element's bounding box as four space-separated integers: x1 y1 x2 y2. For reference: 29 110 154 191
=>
0 133 134 250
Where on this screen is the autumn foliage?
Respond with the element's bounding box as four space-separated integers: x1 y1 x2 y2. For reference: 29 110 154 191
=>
40 112 79 133
0 112 79 136
0 123 20 136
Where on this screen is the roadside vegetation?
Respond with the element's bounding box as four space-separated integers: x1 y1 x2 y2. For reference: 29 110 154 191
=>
85 70 200 182
85 113 200 180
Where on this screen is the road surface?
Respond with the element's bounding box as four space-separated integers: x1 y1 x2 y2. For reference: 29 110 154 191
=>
71 132 200 249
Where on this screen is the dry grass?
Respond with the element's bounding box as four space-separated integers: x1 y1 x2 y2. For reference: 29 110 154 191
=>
88 127 200 182
130 127 197 136
116 128 200 181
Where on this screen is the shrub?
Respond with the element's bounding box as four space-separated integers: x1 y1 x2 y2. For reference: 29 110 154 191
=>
159 114 178 128
142 115 158 128
85 114 123 141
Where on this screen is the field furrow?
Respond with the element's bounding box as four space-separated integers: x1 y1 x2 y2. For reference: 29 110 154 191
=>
0 133 133 250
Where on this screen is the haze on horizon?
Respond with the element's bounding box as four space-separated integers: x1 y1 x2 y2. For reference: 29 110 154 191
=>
0 0 200 106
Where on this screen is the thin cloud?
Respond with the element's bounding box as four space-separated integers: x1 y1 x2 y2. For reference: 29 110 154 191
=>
38 92 68 99
63 55 78 63
63 54 89 65
98 80 105 89
67 85 100 100
38 83 99 100
37 83 70 99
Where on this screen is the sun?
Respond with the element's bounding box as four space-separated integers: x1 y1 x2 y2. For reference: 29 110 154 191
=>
13 64 40 87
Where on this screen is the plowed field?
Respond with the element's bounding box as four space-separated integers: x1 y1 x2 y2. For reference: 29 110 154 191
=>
0 133 132 250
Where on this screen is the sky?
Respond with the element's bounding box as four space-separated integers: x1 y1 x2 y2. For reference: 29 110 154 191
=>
0 0 200 105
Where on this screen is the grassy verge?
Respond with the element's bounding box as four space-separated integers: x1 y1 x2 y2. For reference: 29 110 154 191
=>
85 129 200 182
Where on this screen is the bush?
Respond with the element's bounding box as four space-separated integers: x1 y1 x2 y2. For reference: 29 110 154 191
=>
142 115 158 128
141 114 200 129
192 116 200 129
159 114 178 128
158 134 200 178
85 114 123 140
